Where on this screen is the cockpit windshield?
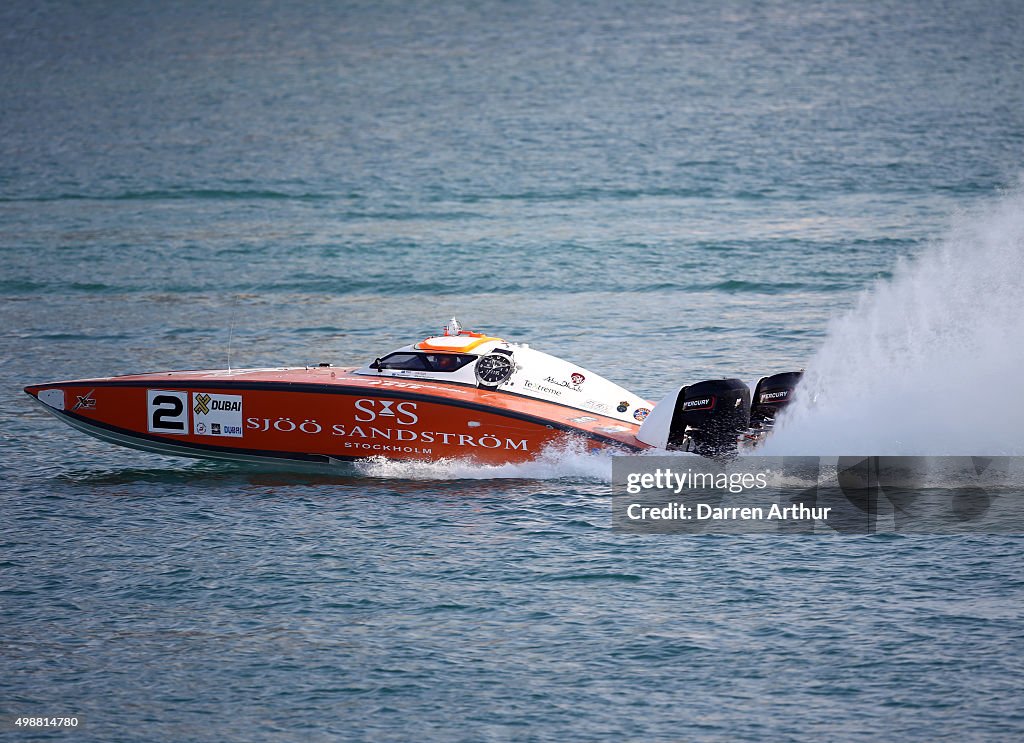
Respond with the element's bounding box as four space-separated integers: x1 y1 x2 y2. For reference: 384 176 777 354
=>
374 352 476 373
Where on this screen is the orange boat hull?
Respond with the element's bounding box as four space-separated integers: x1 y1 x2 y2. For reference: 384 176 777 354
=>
25 367 646 467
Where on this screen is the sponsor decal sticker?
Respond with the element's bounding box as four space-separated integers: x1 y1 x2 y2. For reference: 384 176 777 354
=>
353 399 419 425
243 414 529 452
544 375 583 393
570 415 599 423
759 390 789 403
147 390 189 434
571 372 585 386
362 378 472 395
192 392 243 437
523 379 562 397
683 397 715 410
617 400 629 413
72 389 96 412
633 407 651 422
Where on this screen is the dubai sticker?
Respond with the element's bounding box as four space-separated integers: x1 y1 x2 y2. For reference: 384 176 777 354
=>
192 392 243 437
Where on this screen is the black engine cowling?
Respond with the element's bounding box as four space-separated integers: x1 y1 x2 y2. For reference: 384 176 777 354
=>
666 378 751 459
749 371 803 430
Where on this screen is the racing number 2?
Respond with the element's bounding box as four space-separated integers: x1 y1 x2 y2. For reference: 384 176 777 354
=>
147 390 188 434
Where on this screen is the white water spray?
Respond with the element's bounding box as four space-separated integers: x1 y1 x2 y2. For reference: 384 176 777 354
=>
765 187 1024 455
353 438 615 481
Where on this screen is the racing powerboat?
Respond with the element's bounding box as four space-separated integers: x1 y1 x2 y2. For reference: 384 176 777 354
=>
24 319 802 468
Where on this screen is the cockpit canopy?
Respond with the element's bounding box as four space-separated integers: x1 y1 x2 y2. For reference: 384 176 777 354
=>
355 319 652 424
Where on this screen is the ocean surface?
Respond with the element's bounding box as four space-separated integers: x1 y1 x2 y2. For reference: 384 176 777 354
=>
3 1 1024 740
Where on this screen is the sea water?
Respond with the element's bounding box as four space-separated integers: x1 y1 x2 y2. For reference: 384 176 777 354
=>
2 1 1024 740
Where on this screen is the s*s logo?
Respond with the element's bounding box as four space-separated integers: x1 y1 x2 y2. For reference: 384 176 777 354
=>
353 399 419 426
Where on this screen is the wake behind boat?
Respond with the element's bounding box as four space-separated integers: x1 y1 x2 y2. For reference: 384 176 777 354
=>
24 319 801 468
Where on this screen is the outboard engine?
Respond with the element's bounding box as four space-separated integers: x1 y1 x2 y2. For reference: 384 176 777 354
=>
637 378 751 459
749 371 803 432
